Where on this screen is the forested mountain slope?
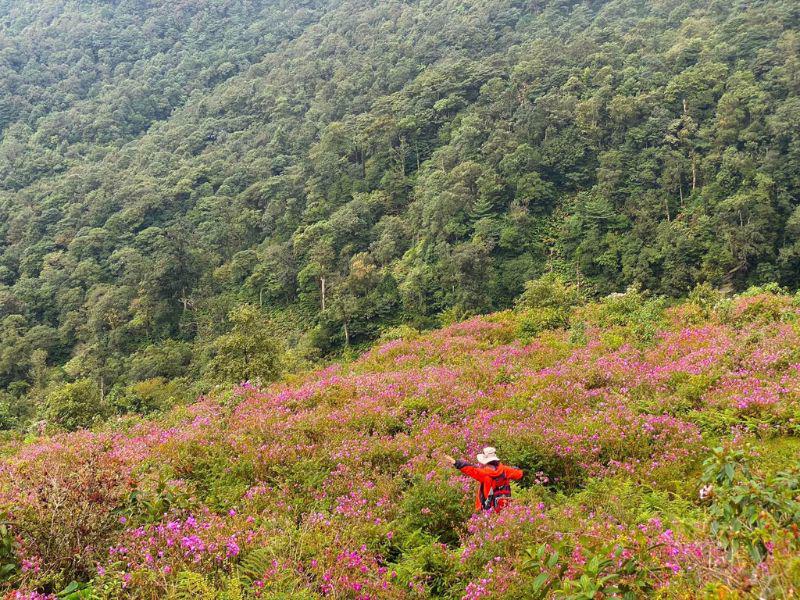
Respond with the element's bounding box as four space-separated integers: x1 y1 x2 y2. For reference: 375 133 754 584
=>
0 0 799 419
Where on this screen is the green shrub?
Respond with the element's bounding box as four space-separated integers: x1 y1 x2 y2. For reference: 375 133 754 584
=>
438 305 473 327
515 273 584 312
726 285 793 326
204 304 284 385
577 286 667 344
517 307 570 338
399 477 471 546
701 446 800 562
666 372 717 411
522 542 663 600
687 282 725 319
128 340 193 382
0 390 28 431
169 442 255 510
42 379 106 431
170 571 215 600
391 537 461 598
110 377 194 416
0 520 16 585
495 436 586 490
378 324 420 343
126 474 196 523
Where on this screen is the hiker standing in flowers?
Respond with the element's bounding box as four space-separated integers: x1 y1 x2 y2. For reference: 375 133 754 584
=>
443 447 523 512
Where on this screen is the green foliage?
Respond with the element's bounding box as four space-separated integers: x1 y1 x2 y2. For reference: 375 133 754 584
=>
218 576 245 600
516 307 572 339
515 274 585 338
56 581 94 600
578 287 667 344
399 478 471 546
567 478 701 528
522 542 665 600
110 377 194 416
516 274 585 313
205 305 284 385
128 341 193 382
0 520 17 584
666 372 717 412
127 475 195 523
378 324 420 343
0 390 29 431
558 549 661 599
42 379 106 431
687 283 726 320
701 446 800 563
237 547 273 586
0 0 798 428
390 536 460 597
170 571 215 600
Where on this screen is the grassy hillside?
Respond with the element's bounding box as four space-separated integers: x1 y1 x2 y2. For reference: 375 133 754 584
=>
1 0 799 422
1 286 800 598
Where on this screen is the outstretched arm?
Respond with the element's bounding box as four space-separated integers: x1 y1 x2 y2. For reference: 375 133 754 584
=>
505 465 524 480
442 454 484 480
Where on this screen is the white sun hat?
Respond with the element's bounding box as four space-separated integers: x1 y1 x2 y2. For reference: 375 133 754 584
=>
476 446 499 464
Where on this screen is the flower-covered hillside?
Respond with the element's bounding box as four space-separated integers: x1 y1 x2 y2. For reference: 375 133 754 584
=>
2 287 800 599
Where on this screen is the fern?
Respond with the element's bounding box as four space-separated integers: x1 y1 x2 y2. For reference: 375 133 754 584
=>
169 571 215 600
237 547 274 584
218 575 245 600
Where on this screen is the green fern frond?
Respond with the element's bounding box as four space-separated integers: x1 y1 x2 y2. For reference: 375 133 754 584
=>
237 547 274 584
218 574 245 600
169 571 215 600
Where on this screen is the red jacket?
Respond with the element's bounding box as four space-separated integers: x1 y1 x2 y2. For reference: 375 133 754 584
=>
455 461 523 511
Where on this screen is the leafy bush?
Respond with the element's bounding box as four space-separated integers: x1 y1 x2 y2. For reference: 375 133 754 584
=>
687 282 726 318
701 446 800 562
390 536 460 597
515 273 585 312
128 341 193 382
110 377 194 416
205 305 284 385
522 542 665 599
0 519 17 584
42 379 106 431
515 274 585 338
398 478 471 546
0 390 30 431
577 286 667 343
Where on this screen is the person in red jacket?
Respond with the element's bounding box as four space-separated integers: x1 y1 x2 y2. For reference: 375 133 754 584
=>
443 447 523 512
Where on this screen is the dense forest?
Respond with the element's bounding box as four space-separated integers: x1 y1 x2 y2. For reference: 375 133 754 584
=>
0 0 799 428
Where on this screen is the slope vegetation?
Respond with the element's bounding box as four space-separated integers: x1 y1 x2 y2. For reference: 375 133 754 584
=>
1 287 800 598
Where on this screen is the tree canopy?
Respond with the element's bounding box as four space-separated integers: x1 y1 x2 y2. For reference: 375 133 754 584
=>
0 0 799 425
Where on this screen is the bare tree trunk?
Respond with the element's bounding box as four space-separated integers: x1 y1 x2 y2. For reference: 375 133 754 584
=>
361 150 366 179
320 276 326 312
343 321 349 346
398 140 406 177
692 156 697 191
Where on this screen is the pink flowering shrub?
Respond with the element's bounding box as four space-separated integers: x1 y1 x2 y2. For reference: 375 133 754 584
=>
1 291 800 597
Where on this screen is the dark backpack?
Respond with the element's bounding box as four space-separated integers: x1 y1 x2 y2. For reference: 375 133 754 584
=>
480 470 512 510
